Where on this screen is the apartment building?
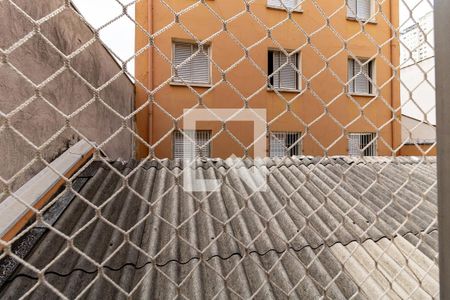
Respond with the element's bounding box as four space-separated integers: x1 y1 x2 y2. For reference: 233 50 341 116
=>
135 0 400 159
400 11 434 65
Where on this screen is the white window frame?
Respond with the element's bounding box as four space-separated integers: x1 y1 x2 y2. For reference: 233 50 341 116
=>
267 0 302 11
268 50 301 92
348 133 377 156
348 57 375 96
270 131 302 157
347 0 374 21
172 41 211 86
173 130 212 159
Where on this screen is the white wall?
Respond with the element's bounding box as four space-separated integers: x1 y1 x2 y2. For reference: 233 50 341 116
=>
400 57 436 125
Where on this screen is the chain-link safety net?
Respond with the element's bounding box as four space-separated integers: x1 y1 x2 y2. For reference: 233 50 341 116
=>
0 0 438 298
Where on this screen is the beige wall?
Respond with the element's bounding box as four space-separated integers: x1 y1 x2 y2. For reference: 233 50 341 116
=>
401 115 436 143
136 0 401 159
1 0 134 193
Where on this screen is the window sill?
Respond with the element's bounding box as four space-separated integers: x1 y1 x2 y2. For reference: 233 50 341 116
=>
346 17 377 24
266 5 303 13
348 92 377 98
267 88 302 93
170 81 212 88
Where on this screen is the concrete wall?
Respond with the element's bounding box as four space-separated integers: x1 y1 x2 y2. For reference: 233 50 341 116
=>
0 0 134 194
135 0 401 159
401 115 436 144
399 115 436 156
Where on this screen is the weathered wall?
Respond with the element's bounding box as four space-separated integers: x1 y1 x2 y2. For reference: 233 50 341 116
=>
0 0 134 193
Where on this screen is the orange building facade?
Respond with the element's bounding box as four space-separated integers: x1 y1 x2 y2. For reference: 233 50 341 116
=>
135 0 401 159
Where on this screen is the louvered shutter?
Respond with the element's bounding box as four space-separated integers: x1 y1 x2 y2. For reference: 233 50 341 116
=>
354 60 370 94
174 131 186 159
174 43 192 82
357 0 371 20
348 134 360 156
286 132 300 156
272 51 281 88
349 133 376 156
173 43 210 84
267 0 281 7
174 130 211 159
347 0 357 18
270 133 285 157
279 54 297 90
281 0 298 9
348 59 355 92
195 131 211 158
191 46 210 84
267 0 298 9
270 132 301 157
361 133 376 156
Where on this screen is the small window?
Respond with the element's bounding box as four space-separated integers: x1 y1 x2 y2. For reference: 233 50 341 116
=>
173 130 211 159
347 0 371 20
268 50 300 91
349 133 376 156
270 132 301 157
173 42 210 84
267 0 301 10
348 58 374 94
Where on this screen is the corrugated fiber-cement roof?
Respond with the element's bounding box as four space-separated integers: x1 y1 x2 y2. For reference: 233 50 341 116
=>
0 156 438 299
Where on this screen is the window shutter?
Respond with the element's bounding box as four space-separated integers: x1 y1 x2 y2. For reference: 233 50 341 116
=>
279 54 297 90
191 46 210 84
347 0 357 18
272 51 298 90
174 43 193 82
173 43 210 84
348 134 360 156
272 51 281 88
282 0 298 9
267 0 281 7
268 0 298 9
270 132 301 157
270 133 285 157
361 133 376 156
195 130 211 158
354 60 370 94
174 131 186 159
357 0 371 20
286 132 300 156
174 130 211 159
349 133 376 156
348 59 355 92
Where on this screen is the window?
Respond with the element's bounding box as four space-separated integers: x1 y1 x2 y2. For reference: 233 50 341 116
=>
268 50 300 91
348 58 374 94
173 130 211 159
347 0 371 20
270 132 301 157
173 42 210 84
348 133 376 156
267 0 300 10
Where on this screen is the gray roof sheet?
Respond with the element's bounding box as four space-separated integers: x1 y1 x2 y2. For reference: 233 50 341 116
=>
0 156 438 299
